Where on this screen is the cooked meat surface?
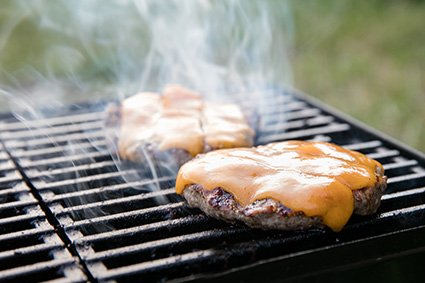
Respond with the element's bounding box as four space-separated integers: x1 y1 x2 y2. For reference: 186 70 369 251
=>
107 84 254 165
183 185 325 231
176 141 387 232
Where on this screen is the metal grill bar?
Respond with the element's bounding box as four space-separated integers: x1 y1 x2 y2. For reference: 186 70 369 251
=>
0 186 29 197
343 140 382 150
382 186 425 200
367 150 400 159
261 115 335 133
108 251 217 281
74 215 211 243
0 212 45 226
0 172 22 184
241 93 299 108
387 172 425 184
57 188 175 214
45 178 175 202
265 108 321 122
0 199 38 210
263 101 308 114
4 131 103 149
35 169 138 190
66 202 186 229
383 160 418 170
0 258 77 281
0 162 14 171
259 123 350 143
0 226 54 242
27 160 116 178
84 228 247 262
0 111 102 131
20 151 109 167
97 250 218 281
378 203 425 218
0 243 62 261
13 139 107 158
0 120 103 140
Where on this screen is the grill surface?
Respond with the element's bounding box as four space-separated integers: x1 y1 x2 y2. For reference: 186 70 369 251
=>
0 89 424 282
0 142 86 283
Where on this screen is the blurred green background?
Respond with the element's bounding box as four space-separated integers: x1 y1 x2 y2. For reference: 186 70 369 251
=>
291 0 424 152
0 0 424 151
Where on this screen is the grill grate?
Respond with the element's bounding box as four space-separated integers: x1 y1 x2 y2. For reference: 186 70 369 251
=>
0 143 87 283
0 89 424 282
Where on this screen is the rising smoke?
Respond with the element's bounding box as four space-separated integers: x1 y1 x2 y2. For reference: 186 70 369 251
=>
0 0 295 228
0 0 293 104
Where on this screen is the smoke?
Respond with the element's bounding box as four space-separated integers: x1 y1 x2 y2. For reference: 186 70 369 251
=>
0 0 294 229
0 0 293 102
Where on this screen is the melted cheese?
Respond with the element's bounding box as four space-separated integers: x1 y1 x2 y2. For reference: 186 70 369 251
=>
202 103 255 149
156 85 204 156
118 85 254 159
176 141 385 232
118 92 161 160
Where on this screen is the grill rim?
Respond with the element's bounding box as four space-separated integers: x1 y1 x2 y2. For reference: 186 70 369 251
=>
182 224 425 283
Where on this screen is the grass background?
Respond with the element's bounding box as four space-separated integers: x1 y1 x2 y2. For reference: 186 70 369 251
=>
291 0 424 151
0 0 424 151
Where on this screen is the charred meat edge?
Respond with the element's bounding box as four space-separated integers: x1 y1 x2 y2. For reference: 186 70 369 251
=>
181 167 387 231
183 185 324 231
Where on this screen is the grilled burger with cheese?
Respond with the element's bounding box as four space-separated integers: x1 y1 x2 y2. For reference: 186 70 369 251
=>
176 140 387 232
106 84 255 166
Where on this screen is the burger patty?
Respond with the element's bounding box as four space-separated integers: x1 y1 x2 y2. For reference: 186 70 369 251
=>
104 85 254 165
180 166 387 231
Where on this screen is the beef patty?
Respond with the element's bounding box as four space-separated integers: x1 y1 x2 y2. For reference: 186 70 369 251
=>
105 84 254 166
176 141 388 232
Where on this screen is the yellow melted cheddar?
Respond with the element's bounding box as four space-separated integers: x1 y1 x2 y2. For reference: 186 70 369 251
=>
176 140 385 232
202 103 255 149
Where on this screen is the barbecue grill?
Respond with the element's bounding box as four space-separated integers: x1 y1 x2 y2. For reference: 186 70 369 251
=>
0 89 424 282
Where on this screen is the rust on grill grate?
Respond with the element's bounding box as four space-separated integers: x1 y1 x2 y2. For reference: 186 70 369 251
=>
0 89 425 282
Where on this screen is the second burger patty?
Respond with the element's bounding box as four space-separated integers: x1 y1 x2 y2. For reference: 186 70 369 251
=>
106 84 255 165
